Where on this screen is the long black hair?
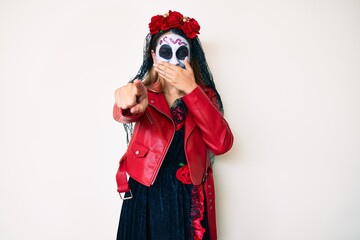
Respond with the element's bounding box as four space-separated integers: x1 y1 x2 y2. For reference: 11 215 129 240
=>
130 28 224 113
124 28 224 147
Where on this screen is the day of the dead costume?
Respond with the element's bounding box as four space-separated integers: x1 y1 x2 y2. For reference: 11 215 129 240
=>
114 10 234 240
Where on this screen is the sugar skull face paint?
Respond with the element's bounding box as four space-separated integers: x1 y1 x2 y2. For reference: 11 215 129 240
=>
155 33 190 68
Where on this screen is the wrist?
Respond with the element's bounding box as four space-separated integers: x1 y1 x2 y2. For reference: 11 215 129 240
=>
183 83 198 94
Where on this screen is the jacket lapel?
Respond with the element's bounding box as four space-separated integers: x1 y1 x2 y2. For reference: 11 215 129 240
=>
147 90 196 138
147 91 172 119
184 108 196 140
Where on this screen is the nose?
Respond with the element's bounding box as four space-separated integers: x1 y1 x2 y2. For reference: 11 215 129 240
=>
168 54 180 66
168 56 186 68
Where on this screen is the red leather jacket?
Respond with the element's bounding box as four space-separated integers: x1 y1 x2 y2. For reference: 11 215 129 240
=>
114 85 233 239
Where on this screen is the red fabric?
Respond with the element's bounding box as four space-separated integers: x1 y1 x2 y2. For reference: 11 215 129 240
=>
204 167 217 240
191 184 205 239
114 86 233 240
114 86 233 188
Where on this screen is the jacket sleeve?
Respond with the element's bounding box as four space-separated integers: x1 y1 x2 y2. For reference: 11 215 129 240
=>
113 103 145 123
182 86 234 155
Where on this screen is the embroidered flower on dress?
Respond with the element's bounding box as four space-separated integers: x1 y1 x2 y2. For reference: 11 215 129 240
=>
176 164 192 184
190 184 206 240
170 99 187 131
172 106 186 124
176 163 206 239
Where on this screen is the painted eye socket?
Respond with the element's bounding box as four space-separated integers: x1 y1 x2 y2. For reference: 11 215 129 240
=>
176 46 189 60
159 45 172 60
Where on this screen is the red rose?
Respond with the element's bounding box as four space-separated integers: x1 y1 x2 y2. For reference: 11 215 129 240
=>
149 15 167 35
176 165 192 184
160 20 170 32
167 10 183 29
148 11 200 39
182 18 200 39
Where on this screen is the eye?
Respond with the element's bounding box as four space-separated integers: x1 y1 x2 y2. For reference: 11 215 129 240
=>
176 46 189 60
159 45 172 60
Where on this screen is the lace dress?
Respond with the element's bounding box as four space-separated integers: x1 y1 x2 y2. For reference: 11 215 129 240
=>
117 98 209 240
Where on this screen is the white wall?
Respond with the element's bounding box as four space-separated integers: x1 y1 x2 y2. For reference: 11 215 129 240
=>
1 0 359 239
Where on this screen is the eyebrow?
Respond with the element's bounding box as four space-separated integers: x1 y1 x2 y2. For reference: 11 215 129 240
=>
159 36 188 46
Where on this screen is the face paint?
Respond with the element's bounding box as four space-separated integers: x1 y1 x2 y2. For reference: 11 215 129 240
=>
155 33 190 68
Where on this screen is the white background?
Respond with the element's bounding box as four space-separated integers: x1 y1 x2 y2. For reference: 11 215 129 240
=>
1 0 359 239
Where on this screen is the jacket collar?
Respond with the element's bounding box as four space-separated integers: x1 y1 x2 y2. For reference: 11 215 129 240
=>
147 90 172 119
147 90 196 137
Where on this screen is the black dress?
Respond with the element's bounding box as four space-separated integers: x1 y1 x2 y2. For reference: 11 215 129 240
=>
117 99 209 240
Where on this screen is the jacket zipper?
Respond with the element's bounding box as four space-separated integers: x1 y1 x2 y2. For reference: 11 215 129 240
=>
145 112 153 124
149 105 175 185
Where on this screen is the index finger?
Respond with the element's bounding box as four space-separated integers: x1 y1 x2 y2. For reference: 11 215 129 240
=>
156 61 176 69
133 79 147 96
155 62 180 73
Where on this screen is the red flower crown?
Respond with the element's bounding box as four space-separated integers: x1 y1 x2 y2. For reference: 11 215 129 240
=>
148 10 200 39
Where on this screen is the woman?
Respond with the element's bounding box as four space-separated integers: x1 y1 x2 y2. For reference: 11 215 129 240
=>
114 10 233 240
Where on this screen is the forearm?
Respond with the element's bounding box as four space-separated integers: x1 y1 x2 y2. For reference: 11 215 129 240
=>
113 103 144 123
183 86 234 155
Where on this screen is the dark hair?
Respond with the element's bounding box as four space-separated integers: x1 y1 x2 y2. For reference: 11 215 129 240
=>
130 28 224 114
